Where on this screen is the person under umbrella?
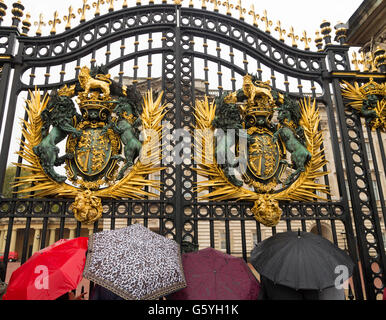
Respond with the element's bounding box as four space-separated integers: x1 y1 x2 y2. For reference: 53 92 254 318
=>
251 230 355 300
2 237 88 300
167 247 260 300
83 223 186 300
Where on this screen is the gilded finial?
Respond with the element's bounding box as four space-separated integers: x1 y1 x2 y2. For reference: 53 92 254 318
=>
92 0 105 16
274 20 286 42
320 20 332 45
188 0 194 7
359 51 369 72
201 0 208 9
122 0 128 8
222 0 234 16
351 52 360 71
300 30 311 51
106 0 116 12
235 0 246 20
260 10 273 34
21 12 31 36
287 26 299 48
11 0 24 28
48 11 61 35
34 13 46 36
314 31 323 52
174 0 182 5
248 5 259 27
0 0 8 25
78 0 91 23
210 0 220 12
63 6 76 30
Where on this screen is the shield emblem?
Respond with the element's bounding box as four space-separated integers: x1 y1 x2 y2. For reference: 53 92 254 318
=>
75 127 112 176
248 131 281 181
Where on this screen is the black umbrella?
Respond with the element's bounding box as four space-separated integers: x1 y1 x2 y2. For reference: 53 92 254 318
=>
250 230 355 291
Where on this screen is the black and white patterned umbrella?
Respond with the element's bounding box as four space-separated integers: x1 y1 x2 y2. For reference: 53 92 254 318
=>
83 224 186 300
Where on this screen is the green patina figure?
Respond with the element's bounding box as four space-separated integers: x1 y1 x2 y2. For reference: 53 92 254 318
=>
212 92 246 187
102 96 143 180
272 94 311 186
33 92 83 183
361 94 379 125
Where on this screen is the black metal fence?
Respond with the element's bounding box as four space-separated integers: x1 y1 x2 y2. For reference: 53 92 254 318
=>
0 2 385 299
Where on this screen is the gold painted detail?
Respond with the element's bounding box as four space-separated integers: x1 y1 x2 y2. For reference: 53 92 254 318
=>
248 5 259 27
34 13 46 36
78 0 91 23
193 92 329 227
274 20 286 42
48 11 61 34
287 26 299 48
260 10 272 34
63 6 76 30
13 78 167 224
71 190 103 224
341 78 386 131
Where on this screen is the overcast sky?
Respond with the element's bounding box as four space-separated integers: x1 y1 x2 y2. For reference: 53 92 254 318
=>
0 0 364 168
2 0 363 50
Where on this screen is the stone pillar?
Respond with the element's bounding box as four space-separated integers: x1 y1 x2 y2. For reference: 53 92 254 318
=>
32 228 41 254
9 228 17 253
48 228 56 245
69 227 76 239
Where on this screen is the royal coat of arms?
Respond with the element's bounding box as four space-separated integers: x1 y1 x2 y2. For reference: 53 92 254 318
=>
194 74 329 227
14 65 166 224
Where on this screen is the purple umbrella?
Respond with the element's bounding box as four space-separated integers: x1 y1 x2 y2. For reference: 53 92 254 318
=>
167 247 260 300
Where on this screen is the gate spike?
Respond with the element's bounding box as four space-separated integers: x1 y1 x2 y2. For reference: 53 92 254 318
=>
106 0 116 12
48 10 61 35
300 30 311 51
210 0 220 12
287 26 299 48
248 4 259 27
63 6 76 30
260 10 273 34
34 13 46 36
92 0 105 16
235 0 246 21
78 0 91 23
222 0 233 16
274 20 286 42
122 0 128 8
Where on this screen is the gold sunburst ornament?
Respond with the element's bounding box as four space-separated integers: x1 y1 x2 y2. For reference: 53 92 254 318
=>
13 66 167 224
341 78 386 131
193 75 329 227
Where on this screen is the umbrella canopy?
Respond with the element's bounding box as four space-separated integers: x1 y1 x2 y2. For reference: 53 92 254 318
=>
83 224 186 300
167 247 260 300
250 231 355 290
2 237 88 300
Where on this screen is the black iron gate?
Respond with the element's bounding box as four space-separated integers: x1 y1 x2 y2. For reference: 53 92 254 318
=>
0 2 385 300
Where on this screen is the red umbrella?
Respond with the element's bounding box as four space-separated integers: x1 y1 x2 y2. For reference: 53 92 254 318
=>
2 237 88 300
167 247 260 300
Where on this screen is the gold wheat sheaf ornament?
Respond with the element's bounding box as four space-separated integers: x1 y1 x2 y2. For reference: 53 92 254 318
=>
13 88 167 224
193 96 329 227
